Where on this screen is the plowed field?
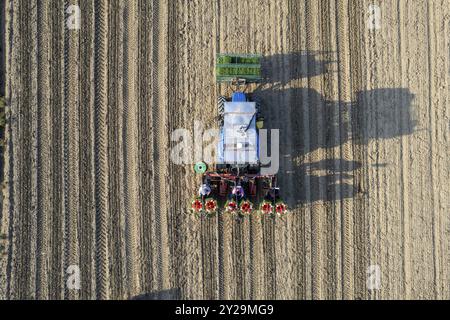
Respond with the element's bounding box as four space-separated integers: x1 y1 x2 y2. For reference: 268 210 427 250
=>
0 0 448 299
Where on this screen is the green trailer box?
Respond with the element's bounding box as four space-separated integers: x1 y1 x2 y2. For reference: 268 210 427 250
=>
216 53 262 83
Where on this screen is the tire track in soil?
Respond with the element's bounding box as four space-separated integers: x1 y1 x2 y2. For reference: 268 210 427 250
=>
291 0 313 299
215 0 236 300
347 0 369 299
285 1 309 298
28 0 39 299
398 1 430 299
121 1 141 298
219 0 239 300
7 0 42 299
10 0 33 299
4 0 20 299
304 0 327 300
0 0 13 300
425 0 444 299
427 0 450 299
3 0 17 299
165 0 180 297
108 0 127 299
193 1 220 300
166 0 181 298
107 0 119 298
78 0 95 299
227 0 252 286
244 1 261 299
268 1 283 300
371 0 396 299
273 13 295 298
397 0 412 299
137 0 153 294
396 0 415 299
362 0 381 300
63 0 81 300
150 0 166 292
219 0 267 300
93 0 110 300
140 0 156 293
166 0 187 299
214 0 226 300
147 1 172 290
194 0 211 299
48 0 64 300
336 0 357 299
35 0 51 300
172 0 206 299
319 0 341 300
372 0 407 299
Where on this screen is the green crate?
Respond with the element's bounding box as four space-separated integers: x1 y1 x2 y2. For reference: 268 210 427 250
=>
216 53 262 83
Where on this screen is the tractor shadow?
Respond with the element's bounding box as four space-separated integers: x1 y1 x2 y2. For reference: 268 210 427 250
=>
253 84 416 207
260 51 337 84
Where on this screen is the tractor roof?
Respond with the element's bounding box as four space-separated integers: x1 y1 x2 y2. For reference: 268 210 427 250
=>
217 102 258 164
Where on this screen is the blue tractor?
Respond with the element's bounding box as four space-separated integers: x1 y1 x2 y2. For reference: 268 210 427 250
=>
192 54 286 217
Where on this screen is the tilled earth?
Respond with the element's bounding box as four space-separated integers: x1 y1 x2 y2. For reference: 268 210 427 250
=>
0 0 449 299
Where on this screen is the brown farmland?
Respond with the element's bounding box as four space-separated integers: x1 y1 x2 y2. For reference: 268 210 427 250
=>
0 0 449 299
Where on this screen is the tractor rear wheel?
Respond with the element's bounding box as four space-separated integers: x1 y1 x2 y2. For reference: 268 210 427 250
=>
254 97 262 116
254 97 261 111
217 96 226 125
